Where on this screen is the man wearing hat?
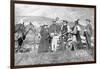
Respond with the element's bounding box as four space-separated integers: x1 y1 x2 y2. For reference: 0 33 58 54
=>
61 20 71 36
84 19 93 49
72 19 83 49
61 20 69 39
60 20 70 50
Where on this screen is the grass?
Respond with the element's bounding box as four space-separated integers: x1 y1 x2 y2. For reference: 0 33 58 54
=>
15 44 94 65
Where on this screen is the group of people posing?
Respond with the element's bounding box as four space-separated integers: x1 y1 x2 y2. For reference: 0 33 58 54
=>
38 18 93 53
15 17 93 53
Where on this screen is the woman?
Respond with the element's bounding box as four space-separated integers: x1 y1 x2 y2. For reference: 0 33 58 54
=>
38 25 50 53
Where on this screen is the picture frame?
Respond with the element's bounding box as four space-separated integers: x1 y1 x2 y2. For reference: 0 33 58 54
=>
10 0 96 69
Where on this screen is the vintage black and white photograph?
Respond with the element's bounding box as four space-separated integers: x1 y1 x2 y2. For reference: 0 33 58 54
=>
13 2 96 67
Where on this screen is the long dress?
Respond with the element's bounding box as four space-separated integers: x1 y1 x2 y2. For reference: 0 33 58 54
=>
38 28 50 53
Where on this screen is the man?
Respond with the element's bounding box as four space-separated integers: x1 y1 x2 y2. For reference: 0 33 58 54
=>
72 19 83 49
61 20 69 42
84 19 93 49
60 20 70 50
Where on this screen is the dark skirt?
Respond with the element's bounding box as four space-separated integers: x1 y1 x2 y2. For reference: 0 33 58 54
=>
38 37 50 53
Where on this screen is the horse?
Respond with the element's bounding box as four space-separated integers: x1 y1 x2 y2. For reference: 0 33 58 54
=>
15 22 36 53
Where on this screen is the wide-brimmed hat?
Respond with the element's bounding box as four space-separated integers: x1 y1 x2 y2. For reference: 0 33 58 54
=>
75 19 80 24
63 20 68 23
86 19 91 22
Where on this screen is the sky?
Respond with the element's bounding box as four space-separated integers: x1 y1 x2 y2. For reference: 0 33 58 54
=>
15 4 94 26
